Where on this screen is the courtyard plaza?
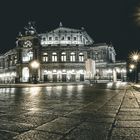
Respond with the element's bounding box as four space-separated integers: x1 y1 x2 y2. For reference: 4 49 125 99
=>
0 82 140 140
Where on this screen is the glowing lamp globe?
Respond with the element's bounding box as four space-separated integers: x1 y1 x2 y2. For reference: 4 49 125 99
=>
31 61 40 69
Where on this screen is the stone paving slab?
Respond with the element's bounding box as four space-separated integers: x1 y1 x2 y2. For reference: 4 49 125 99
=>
111 128 140 137
86 117 115 124
0 130 18 140
12 114 58 127
111 136 140 140
116 115 140 121
36 117 81 135
64 122 111 140
13 130 62 140
116 121 140 128
0 120 34 133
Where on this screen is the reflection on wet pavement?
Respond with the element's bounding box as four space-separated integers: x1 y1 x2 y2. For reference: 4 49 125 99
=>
0 84 128 140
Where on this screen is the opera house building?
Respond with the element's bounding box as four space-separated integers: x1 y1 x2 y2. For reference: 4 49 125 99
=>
0 22 126 83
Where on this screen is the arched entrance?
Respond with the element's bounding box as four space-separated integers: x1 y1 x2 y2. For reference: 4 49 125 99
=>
22 67 29 82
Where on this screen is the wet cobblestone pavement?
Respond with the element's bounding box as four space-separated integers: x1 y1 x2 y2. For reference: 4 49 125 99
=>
0 84 140 140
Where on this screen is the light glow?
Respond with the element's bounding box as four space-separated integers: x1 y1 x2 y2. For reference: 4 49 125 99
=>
107 69 112 74
130 51 139 62
130 64 135 69
31 61 40 69
116 68 120 73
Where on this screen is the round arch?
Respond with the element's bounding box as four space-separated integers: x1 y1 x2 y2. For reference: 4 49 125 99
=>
22 67 29 82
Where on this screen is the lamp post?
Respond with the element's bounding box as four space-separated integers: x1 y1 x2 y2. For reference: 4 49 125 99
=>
131 53 139 83
30 60 40 84
129 64 135 82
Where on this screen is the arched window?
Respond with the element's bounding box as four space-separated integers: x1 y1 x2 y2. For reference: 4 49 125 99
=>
52 52 57 62
61 52 66 62
42 52 48 62
79 52 84 62
22 50 33 62
49 36 52 41
42 37 46 41
70 52 75 62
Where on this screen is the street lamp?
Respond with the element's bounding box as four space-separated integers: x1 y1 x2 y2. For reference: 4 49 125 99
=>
133 55 139 62
129 64 135 82
130 64 135 69
130 52 139 62
31 60 40 69
130 52 140 83
30 60 40 84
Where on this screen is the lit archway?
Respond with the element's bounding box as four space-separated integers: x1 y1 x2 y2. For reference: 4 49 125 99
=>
22 67 29 82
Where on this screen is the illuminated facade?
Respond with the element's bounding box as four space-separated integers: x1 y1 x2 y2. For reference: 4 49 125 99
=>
0 22 127 83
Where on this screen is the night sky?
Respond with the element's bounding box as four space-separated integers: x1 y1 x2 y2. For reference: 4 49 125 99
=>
0 0 140 60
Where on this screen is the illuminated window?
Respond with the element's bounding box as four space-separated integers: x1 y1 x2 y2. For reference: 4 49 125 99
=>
70 52 75 62
10 60 12 66
79 53 84 62
42 53 48 62
61 52 66 62
52 52 57 62
14 55 17 64
22 50 33 62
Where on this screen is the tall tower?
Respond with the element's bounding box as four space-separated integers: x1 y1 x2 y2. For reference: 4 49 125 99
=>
16 22 41 83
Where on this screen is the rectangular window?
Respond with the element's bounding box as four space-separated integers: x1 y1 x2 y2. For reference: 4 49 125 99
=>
14 56 17 64
70 53 75 62
52 56 57 62
79 56 84 62
70 56 75 62
22 51 33 62
55 37 58 40
61 56 66 62
10 60 12 66
43 56 48 62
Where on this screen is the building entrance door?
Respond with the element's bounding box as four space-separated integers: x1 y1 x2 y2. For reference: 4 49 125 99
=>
44 75 48 82
71 74 76 82
117 73 121 81
62 74 66 82
53 74 57 82
80 74 84 81
22 67 29 82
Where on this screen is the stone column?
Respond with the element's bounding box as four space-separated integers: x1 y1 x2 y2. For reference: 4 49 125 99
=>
113 68 117 82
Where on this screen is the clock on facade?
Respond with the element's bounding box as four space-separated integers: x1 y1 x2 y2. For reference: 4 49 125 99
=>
23 40 32 47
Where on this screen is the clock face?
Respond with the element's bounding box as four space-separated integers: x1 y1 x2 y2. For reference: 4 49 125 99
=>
23 40 32 47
